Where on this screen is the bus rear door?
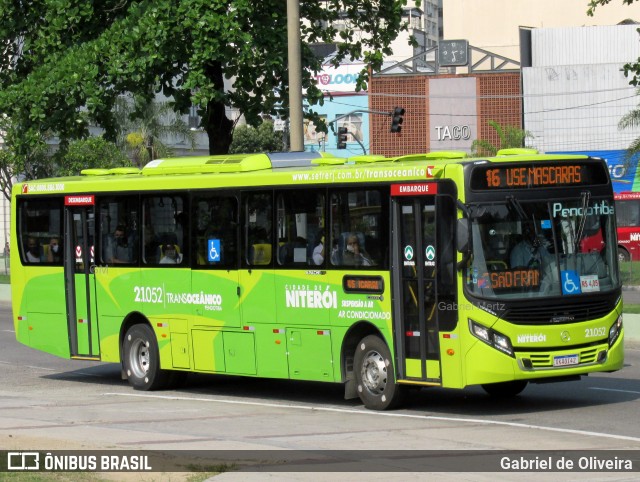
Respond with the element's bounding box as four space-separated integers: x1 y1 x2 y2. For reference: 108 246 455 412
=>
64 197 100 359
391 182 456 384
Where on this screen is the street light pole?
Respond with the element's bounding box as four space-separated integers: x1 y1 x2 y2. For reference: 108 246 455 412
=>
287 0 304 152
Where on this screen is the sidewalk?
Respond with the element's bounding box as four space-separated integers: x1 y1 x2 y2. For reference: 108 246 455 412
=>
0 283 638 342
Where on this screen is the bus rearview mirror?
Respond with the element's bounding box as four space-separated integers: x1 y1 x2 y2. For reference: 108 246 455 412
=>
456 218 469 253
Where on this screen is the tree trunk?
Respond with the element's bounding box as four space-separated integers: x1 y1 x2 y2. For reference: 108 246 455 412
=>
204 97 234 155
202 61 234 155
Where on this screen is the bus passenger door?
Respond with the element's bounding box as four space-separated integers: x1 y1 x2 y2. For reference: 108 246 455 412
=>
391 184 442 383
64 202 100 359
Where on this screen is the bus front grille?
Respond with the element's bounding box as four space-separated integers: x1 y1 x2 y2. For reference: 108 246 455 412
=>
502 299 616 325
520 347 602 370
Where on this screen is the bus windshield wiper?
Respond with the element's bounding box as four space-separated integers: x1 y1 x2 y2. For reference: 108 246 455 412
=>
574 191 591 252
507 195 527 220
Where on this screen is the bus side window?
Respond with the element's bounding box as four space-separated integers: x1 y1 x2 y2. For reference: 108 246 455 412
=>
99 196 139 265
276 189 325 267
192 194 238 269
329 188 387 269
142 195 187 266
245 192 273 267
17 197 63 266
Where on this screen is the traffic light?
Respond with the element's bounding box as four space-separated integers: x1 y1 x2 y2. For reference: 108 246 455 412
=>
390 107 405 133
337 126 348 149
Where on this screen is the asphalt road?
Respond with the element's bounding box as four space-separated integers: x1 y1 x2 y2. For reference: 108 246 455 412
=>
1 301 640 480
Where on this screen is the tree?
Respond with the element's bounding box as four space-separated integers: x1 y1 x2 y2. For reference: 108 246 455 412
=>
114 95 196 167
229 121 285 154
0 116 52 201
589 1 640 158
55 137 132 177
0 0 415 171
471 120 534 157
619 89 640 160
588 1 640 85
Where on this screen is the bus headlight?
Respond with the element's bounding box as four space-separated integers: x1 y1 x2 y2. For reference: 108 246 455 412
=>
609 314 623 347
469 319 514 357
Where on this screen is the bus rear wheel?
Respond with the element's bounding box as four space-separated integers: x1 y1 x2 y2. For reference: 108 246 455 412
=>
354 335 403 410
481 380 528 398
618 247 630 263
123 324 169 391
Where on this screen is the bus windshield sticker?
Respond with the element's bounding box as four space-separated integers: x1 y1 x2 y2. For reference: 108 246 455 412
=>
580 275 600 293
208 239 221 262
561 270 582 295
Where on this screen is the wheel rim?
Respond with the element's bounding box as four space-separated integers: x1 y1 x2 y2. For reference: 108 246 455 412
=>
360 349 387 395
129 338 150 379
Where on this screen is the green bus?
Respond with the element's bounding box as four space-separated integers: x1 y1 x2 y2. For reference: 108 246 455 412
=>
11 150 624 410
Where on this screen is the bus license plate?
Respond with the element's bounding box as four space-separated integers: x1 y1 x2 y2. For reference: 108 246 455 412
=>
553 354 579 367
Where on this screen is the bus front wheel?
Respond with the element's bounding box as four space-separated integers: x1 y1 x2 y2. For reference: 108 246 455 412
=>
481 380 528 398
618 247 630 263
354 335 403 410
123 324 169 391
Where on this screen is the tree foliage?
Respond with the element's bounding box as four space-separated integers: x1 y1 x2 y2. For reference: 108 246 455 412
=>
471 120 534 157
589 0 640 158
0 115 52 200
114 95 196 167
587 0 636 16
229 121 285 154
587 0 640 85
56 137 132 177
619 89 640 160
0 0 416 174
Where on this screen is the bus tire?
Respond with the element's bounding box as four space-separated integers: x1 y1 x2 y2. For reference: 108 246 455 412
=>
618 247 630 263
123 324 169 391
481 380 528 398
354 335 403 410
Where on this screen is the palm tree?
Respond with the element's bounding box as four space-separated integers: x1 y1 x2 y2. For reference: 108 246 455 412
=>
114 94 196 168
471 120 534 156
619 90 640 162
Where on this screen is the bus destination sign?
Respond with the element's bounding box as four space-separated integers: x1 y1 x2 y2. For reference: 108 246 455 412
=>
470 162 608 191
343 275 385 294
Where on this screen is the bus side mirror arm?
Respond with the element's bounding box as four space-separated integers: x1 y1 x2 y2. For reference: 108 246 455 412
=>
456 213 471 271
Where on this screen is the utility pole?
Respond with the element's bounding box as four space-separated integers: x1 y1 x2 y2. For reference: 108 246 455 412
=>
287 0 304 152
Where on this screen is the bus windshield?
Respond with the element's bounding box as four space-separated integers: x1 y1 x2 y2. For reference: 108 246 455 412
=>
466 196 620 299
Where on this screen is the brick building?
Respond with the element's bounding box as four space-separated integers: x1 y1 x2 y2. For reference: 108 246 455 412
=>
369 72 522 157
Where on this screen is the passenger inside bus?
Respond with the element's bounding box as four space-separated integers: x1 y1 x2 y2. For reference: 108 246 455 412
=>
159 243 182 264
342 232 372 267
47 236 62 263
312 231 325 265
510 222 551 269
25 237 41 263
105 225 132 264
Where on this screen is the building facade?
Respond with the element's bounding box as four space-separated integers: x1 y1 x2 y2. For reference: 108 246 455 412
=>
442 0 636 61
369 71 521 156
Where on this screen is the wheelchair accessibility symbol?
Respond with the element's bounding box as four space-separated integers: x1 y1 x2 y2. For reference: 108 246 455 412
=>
208 239 221 262
561 270 582 295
